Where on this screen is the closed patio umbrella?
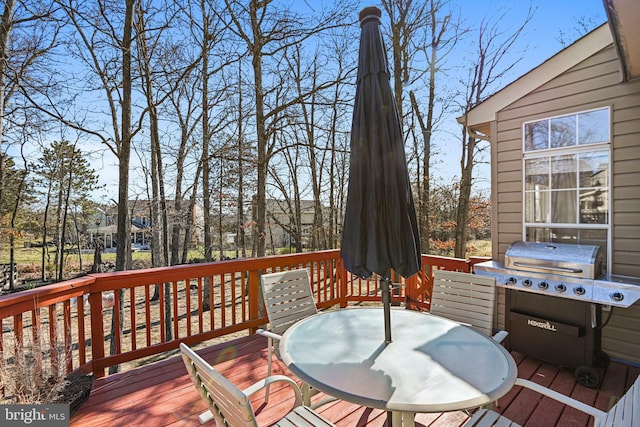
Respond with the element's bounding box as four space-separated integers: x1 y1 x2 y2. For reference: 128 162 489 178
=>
340 6 421 343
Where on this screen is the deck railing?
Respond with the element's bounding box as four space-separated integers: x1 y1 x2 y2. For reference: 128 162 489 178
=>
0 250 484 384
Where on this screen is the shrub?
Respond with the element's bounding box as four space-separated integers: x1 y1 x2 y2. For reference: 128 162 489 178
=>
0 329 71 404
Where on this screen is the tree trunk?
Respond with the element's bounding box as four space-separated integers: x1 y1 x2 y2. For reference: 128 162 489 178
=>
410 90 432 254
249 1 267 258
455 131 474 258
236 64 246 258
116 0 134 273
58 154 75 281
41 187 52 282
110 0 135 375
183 162 201 264
54 155 65 281
0 0 16 234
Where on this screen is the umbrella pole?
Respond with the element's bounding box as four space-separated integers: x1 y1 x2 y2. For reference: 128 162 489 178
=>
381 278 392 343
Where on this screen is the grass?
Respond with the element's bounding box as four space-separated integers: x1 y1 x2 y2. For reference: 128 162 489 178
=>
0 247 149 265
466 239 492 257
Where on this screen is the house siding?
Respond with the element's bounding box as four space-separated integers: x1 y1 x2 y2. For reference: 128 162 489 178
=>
491 44 640 365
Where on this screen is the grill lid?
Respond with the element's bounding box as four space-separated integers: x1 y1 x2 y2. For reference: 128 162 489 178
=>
505 241 603 280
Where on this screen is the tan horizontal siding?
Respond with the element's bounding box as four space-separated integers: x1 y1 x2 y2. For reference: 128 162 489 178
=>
495 148 523 164
613 225 640 240
612 105 640 122
498 201 523 214
614 199 640 213
613 173 638 189
494 127 522 142
602 304 640 364
495 169 521 184
497 192 522 204
540 53 619 90
614 119 640 135
614 237 640 251
611 93 640 110
614 147 640 166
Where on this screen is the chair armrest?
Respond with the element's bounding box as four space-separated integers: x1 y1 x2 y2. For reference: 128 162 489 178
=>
243 374 304 407
492 330 508 344
514 378 607 421
256 328 282 341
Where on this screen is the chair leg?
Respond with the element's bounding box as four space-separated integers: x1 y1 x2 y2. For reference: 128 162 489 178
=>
198 410 214 424
265 336 273 403
302 383 312 406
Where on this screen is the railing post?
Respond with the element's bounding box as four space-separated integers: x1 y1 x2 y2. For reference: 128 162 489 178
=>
405 273 420 310
248 269 261 333
337 258 348 308
88 291 106 378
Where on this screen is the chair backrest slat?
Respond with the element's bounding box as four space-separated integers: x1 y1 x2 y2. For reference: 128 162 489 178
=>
431 270 497 336
261 269 318 335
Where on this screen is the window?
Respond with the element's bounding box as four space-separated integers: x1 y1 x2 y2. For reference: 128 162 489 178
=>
523 108 610 270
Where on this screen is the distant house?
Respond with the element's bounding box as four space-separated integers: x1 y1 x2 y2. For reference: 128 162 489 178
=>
458 1 640 364
89 200 205 250
264 199 317 249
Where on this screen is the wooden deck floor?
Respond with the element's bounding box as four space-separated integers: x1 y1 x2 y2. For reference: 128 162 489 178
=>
70 334 640 427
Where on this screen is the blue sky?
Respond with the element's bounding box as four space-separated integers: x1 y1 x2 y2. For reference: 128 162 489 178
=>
464 0 606 76
427 0 607 191
455 0 607 99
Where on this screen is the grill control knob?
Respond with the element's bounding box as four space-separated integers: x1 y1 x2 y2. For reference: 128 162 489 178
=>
522 279 532 287
555 284 566 293
611 292 624 302
538 281 549 290
574 286 586 296
508 277 517 285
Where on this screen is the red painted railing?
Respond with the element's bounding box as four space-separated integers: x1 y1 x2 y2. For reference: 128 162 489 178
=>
0 250 481 384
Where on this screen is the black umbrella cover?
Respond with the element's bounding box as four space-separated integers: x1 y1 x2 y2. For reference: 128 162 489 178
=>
340 6 421 281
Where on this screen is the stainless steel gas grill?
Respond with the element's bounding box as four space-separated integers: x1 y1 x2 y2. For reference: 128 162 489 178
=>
474 241 640 388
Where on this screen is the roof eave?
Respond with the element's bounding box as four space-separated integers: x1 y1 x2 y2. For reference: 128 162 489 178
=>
604 0 640 81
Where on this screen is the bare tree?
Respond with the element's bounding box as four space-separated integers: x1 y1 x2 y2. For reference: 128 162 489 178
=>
199 0 214 264
222 0 355 257
1 0 61 262
382 0 462 254
134 2 172 271
322 28 355 249
162 64 202 265
54 0 139 374
455 8 532 258
1 151 31 291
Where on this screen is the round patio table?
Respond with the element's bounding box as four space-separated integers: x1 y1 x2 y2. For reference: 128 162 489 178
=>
279 307 518 426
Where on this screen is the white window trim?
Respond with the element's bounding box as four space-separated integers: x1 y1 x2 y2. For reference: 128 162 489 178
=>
521 107 612 271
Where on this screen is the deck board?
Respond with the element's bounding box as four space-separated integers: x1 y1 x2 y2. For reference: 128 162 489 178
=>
71 334 639 427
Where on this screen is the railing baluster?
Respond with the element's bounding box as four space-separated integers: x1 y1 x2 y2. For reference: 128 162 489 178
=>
129 287 136 351
172 280 179 339
144 285 151 347
63 300 73 372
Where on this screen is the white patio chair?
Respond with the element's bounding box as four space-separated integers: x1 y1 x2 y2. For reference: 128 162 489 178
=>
464 374 640 427
179 343 335 426
431 269 508 343
256 269 321 405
